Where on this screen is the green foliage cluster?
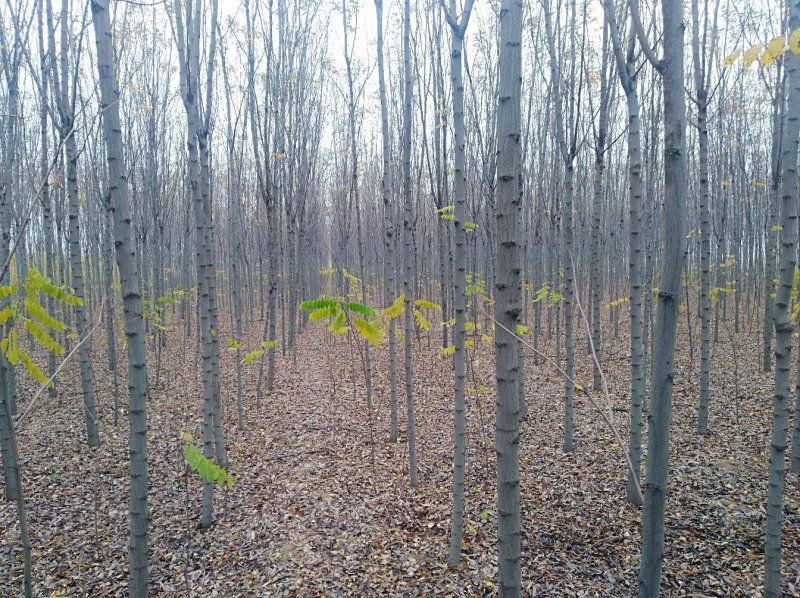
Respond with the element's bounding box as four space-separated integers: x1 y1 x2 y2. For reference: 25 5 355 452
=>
532 283 563 306
181 434 234 489
300 289 443 347
0 267 82 387
436 205 477 232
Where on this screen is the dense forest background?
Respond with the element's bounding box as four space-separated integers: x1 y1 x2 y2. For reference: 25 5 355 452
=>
1 0 800 595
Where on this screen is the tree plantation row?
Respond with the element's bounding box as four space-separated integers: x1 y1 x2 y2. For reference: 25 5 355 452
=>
1 0 799 596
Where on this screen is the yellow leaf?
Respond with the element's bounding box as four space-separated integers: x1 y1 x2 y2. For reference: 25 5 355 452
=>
772 224 784 232
721 180 732 187
383 294 405 321
413 309 431 332
760 51 776 67
790 27 800 54
722 47 742 66
766 35 787 57
181 432 193 442
353 317 382 346
743 43 763 68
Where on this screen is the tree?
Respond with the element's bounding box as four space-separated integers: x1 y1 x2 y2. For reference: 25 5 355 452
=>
632 0 688 593
374 0 399 443
45 0 99 448
764 2 800 594
173 0 226 529
692 0 721 435
90 0 150 594
341 0 374 412
602 0 646 507
590 19 612 393
543 0 582 452
441 0 475 567
401 0 418 487
495 0 522 593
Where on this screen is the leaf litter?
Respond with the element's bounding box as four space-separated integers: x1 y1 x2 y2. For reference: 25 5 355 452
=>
0 313 798 596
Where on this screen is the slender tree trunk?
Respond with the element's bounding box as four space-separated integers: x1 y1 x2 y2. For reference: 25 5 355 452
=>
102 194 119 426
637 0 687 594
342 0 373 411
442 0 475 567
764 3 800 593
590 26 610 392
90 2 150 593
764 68 785 372
401 0 418 487
692 0 717 435
375 0 398 443
603 0 645 506
495 0 522 593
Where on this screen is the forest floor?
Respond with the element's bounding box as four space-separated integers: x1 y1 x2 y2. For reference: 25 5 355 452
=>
1 309 799 597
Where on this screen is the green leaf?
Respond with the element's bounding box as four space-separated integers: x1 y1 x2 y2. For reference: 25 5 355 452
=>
182 442 234 488
309 305 338 321
24 297 67 331
300 299 339 311
17 348 51 387
328 310 346 333
346 302 377 318
242 350 265 364
0 306 14 326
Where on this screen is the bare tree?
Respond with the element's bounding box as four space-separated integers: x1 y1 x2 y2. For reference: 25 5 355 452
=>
631 0 689 592
441 0 475 567
90 0 150 593
764 3 800 594
495 0 523 593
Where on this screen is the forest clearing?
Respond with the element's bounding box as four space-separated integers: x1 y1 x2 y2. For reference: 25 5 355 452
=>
2 0 800 595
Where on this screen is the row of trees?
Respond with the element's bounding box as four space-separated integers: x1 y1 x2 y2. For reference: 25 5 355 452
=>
0 0 799 596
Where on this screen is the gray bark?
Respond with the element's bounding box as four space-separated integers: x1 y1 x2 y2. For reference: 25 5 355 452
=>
602 0 645 507
692 0 718 436
543 0 577 452
47 0 99 447
374 0 398 443
442 0 475 568
342 0 373 412
636 0 687 594
402 0 418 487
495 0 522 594
90 1 150 593
764 2 800 594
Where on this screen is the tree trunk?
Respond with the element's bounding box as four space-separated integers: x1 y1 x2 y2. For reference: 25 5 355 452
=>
764 3 800 593
90 1 150 593
637 0 687 594
442 0 475 568
402 0 418 487
495 0 523 593
374 0 398 443
603 0 645 507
